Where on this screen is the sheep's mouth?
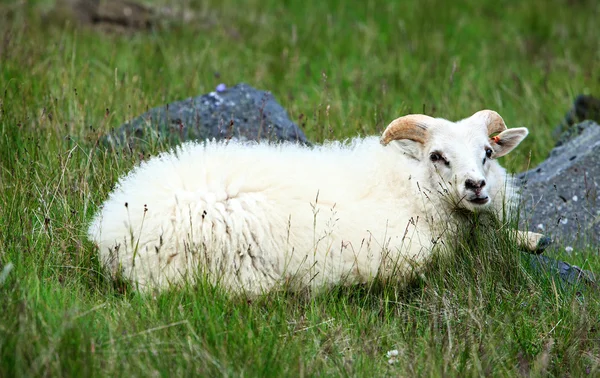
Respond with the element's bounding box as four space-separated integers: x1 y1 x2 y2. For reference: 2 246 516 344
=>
468 196 490 205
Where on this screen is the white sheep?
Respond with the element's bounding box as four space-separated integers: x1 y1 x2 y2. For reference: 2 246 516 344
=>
88 109 546 295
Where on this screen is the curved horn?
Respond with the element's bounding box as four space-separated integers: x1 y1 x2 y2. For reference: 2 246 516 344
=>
473 110 507 136
380 114 434 146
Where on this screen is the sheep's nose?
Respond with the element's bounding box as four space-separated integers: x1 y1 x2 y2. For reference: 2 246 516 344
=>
465 179 486 191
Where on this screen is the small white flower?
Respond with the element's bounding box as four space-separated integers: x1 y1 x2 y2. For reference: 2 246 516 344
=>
386 349 399 357
565 246 574 253
560 218 568 225
536 223 545 231
386 349 399 364
572 195 578 202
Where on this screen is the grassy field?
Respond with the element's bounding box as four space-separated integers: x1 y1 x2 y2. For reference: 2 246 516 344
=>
1 0 600 376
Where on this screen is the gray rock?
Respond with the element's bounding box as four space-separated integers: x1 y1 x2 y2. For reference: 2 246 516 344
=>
52 0 154 31
101 83 309 148
523 253 596 289
518 121 600 247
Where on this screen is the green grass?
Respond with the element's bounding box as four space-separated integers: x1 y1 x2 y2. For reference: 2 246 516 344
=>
1 0 600 376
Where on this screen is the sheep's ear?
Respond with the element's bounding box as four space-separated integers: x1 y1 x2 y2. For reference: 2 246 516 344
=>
393 140 423 161
490 127 529 157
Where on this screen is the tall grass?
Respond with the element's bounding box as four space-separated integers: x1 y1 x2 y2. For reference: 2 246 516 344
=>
1 0 599 376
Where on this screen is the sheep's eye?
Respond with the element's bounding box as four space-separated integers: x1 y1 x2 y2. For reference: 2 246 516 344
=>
486 148 493 158
430 152 449 166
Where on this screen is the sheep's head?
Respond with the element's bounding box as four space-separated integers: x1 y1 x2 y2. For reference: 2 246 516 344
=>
380 110 528 212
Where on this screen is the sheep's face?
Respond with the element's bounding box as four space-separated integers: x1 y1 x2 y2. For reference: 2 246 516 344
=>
422 118 527 211
381 110 529 212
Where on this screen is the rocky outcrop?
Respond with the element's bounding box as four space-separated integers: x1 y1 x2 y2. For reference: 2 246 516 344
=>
49 0 201 33
101 83 310 149
524 254 596 289
519 120 600 248
52 0 154 31
515 96 600 288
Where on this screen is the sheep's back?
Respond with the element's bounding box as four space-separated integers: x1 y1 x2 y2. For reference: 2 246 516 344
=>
88 139 428 293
